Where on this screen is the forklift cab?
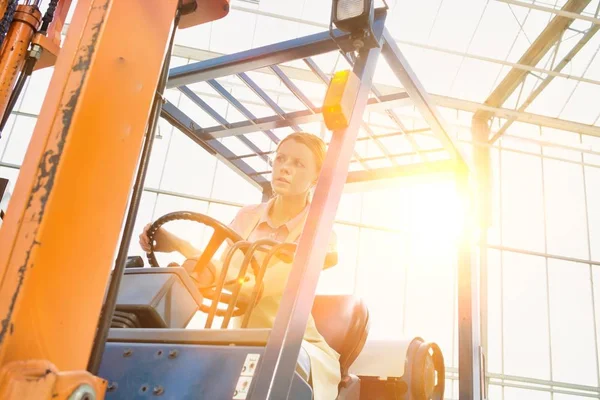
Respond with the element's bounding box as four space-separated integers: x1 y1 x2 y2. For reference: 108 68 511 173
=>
98 211 444 400
101 264 371 399
98 208 373 399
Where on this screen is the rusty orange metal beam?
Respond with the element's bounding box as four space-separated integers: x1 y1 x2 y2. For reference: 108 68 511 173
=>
0 0 180 374
0 4 41 122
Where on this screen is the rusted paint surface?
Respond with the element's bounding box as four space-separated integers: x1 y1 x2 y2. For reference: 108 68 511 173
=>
0 0 182 371
0 359 107 399
0 0 109 354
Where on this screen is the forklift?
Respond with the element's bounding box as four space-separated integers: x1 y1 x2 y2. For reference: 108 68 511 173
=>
0 0 483 399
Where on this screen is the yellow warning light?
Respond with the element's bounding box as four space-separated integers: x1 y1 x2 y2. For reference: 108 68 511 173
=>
322 69 361 131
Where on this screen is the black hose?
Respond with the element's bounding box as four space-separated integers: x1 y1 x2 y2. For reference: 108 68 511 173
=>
0 55 36 136
0 0 17 49
39 0 59 34
86 10 181 375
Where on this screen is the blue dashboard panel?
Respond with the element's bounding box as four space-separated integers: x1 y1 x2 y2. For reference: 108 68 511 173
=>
98 342 312 399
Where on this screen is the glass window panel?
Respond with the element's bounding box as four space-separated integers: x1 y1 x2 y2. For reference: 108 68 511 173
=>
335 192 362 224
403 234 456 367
244 132 275 155
2 116 37 165
428 0 487 52
543 159 588 259
488 384 503 400
164 88 182 107
209 9 257 54
501 150 545 253
554 394 595 400
582 134 600 166
454 295 458 369
451 379 458 400
252 15 301 48
541 128 585 163
501 134 542 155
290 79 327 109
159 131 217 197
592 266 600 388
19 66 53 115
388 1 441 43
559 82 600 125
504 387 550 400
503 251 550 380
487 248 503 374
0 166 19 215
206 202 241 226
488 148 501 246
0 166 18 186
0 114 17 159
168 56 189 69
316 224 358 295
244 155 270 173
548 259 597 386
210 160 262 205
177 94 220 128
174 20 212 50
585 166 600 261
298 0 330 24
355 229 408 339
450 57 504 103
403 50 463 96
145 119 175 189
527 78 579 119
361 187 410 232
259 0 309 18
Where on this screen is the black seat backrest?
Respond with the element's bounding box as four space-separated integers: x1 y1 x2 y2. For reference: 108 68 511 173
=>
312 295 370 375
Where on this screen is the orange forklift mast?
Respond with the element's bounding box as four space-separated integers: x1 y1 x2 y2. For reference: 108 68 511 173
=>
0 1 229 399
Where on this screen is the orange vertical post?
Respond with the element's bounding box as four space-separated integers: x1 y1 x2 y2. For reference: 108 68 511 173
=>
0 1 8 22
0 4 41 120
0 0 180 372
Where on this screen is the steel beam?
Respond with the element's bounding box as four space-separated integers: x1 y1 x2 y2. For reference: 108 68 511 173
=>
475 0 592 122
381 29 465 163
489 21 600 143
249 12 387 400
199 91 410 138
171 20 600 88
206 78 280 144
166 11 389 89
497 0 600 25
160 100 268 190
194 89 600 140
237 72 301 131
434 94 600 137
347 159 456 182
456 165 482 400
178 85 270 163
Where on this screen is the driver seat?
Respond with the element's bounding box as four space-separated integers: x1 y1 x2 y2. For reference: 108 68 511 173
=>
312 295 370 400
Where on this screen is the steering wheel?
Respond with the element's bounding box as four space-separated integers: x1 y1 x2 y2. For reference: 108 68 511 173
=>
146 211 260 317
